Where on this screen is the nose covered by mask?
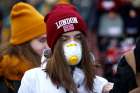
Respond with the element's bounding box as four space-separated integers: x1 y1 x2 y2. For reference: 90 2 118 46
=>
63 40 82 66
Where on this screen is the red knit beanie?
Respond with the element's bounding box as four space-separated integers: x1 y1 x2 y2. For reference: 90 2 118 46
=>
44 3 87 49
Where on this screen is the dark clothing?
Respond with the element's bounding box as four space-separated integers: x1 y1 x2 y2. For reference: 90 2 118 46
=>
0 78 9 93
119 3 140 39
0 78 20 93
110 57 137 93
134 40 140 73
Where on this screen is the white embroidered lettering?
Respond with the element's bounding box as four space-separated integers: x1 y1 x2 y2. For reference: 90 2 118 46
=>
55 17 78 29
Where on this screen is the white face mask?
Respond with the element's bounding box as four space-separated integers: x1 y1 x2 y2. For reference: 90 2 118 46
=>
63 40 82 66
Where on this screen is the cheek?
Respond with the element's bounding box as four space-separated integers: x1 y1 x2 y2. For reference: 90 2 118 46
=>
30 41 44 56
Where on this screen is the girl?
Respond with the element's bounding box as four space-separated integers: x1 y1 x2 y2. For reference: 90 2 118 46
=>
18 3 113 93
0 2 49 93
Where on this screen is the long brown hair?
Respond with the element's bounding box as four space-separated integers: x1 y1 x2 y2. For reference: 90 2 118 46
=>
1 41 41 66
45 34 95 93
0 41 41 92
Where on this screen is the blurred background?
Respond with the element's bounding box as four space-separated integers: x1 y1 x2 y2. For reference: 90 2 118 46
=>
0 0 140 80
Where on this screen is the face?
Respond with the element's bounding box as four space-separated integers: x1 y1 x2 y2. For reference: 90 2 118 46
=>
30 34 49 56
60 31 82 65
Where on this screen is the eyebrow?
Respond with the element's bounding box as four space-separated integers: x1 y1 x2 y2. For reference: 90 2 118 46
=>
62 33 81 37
75 33 81 37
38 36 46 39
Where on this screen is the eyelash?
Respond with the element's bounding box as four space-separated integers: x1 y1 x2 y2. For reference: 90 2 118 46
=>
60 35 82 42
39 38 46 43
75 35 81 40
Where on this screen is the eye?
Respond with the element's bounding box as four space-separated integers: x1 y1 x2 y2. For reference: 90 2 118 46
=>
60 36 69 41
75 34 82 40
38 37 46 43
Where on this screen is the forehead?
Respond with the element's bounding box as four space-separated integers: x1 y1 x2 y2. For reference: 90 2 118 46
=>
39 34 46 37
62 31 81 36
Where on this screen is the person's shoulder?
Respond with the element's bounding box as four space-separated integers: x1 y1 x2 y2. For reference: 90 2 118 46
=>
26 67 42 72
1 54 20 63
1 54 11 61
25 67 45 75
24 67 47 79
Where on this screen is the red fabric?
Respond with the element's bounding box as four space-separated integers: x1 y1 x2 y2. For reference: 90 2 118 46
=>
44 3 87 49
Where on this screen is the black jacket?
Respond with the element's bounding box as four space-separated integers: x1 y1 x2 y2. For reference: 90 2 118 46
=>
0 77 20 93
110 57 137 93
